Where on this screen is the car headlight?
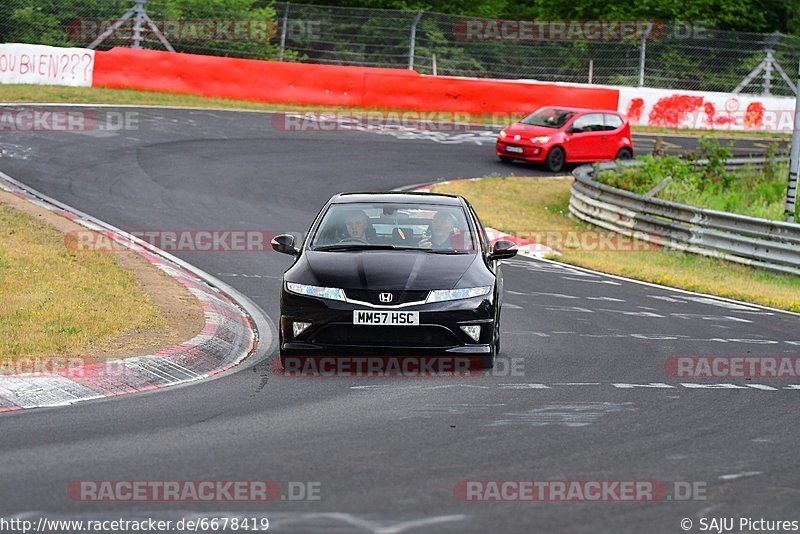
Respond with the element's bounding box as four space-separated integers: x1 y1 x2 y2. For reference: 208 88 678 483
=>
530 135 550 143
426 286 492 303
499 130 507 139
286 282 346 301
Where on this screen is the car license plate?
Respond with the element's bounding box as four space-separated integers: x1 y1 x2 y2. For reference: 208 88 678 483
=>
506 146 524 153
353 310 419 325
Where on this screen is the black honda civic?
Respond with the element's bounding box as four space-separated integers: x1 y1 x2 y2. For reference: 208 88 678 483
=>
270 192 517 369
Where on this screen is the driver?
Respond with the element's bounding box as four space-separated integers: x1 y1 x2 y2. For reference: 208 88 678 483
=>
419 211 460 249
343 210 371 241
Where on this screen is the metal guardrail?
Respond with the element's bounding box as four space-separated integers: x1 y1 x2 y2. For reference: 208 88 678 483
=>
569 159 800 276
717 156 789 170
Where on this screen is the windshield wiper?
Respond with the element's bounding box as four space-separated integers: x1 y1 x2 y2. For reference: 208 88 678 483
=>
419 249 469 254
314 244 469 253
520 120 557 128
314 244 409 252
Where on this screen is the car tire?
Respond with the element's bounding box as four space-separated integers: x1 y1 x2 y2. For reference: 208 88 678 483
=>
494 312 501 356
615 147 634 160
279 330 302 371
545 146 565 173
481 314 500 369
278 330 290 370
480 347 496 369
498 156 514 163
280 353 304 371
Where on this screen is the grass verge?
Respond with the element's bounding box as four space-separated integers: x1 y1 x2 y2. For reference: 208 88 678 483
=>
432 176 800 313
0 85 790 140
0 196 165 359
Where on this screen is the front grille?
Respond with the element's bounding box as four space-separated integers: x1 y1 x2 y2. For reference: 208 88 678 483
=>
312 324 459 347
344 289 429 306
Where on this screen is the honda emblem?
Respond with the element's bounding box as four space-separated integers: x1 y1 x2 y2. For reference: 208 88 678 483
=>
378 292 393 303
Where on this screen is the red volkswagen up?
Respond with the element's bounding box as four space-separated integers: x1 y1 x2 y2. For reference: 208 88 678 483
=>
496 107 634 172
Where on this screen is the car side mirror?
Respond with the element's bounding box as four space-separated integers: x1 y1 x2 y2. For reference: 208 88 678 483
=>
488 239 518 260
271 234 299 256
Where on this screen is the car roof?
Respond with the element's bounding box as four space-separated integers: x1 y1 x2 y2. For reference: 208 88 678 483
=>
330 192 463 206
534 106 621 114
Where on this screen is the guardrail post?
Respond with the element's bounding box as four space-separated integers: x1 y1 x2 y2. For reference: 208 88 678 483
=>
408 10 423 70
785 59 800 222
652 136 665 156
278 2 290 62
763 49 774 96
88 0 174 52
131 0 146 48
88 3 136 50
638 23 652 87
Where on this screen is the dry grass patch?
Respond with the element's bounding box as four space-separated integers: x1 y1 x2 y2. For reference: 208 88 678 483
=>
0 191 203 363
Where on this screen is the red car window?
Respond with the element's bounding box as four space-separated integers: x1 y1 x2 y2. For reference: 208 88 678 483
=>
604 114 624 131
570 113 605 133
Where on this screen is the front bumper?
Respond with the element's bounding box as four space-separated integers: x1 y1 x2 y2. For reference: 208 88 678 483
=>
280 290 495 357
496 140 547 162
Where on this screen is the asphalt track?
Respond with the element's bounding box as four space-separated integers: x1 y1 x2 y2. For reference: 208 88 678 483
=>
1 106 799 533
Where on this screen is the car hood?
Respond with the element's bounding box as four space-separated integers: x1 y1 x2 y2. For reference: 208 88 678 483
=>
288 250 481 290
504 123 560 137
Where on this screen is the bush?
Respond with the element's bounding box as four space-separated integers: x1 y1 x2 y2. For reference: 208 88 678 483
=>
691 136 735 190
599 155 694 194
597 137 791 220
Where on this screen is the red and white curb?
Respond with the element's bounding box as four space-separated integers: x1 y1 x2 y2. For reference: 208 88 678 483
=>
410 178 559 259
0 172 264 413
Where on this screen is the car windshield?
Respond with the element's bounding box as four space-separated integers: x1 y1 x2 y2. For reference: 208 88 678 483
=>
520 108 575 129
310 202 477 253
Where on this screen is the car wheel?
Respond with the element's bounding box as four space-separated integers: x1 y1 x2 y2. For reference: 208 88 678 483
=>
545 146 565 173
498 156 514 163
615 147 634 161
